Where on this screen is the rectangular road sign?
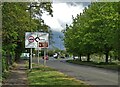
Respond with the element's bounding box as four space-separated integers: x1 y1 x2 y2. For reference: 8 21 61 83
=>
39 42 48 48
25 32 49 48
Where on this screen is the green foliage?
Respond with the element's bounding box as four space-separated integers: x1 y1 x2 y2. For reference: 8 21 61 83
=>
2 58 8 72
48 50 55 57
2 50 8 72
2 2 53 73
64 2 119 62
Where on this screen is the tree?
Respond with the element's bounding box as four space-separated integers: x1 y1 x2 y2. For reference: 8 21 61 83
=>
2 2 53 72
64 2 119 62
84 2 119 62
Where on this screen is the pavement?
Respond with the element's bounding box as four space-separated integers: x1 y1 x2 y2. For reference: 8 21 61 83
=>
2 60 28 87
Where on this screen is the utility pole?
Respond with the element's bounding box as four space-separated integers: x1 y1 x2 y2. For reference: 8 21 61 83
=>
29 3 32 70
27 2 40 70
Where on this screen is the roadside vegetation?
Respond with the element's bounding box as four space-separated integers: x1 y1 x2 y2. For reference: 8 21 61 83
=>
63 2 120 64
66 53 119 71
2 2 120 85
2 2 53 79
28 64 90 87
67 59 119 71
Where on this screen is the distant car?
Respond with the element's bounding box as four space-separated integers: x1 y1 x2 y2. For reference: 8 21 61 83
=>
74 56 78 59
53 53 58 58
73 56 79 60
20 53 29 60
42 55 49 60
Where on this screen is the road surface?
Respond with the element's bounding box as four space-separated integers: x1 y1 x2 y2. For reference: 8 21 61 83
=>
33 57 118 86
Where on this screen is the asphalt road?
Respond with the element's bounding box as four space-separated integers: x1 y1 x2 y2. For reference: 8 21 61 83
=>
33 57 118 86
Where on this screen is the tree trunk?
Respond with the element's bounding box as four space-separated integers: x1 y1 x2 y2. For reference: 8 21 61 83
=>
104 44 110 63
105 51 109 63
118 55 120 61
15 41 23 62
118 50 120 61
6 53 9 70
72 55 75 60
79 54 82 61
15 52 20 62
6 51 10 65
9 54 12 65
87 54 90 62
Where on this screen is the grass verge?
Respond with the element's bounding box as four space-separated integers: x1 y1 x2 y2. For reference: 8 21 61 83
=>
66 59 119 71
28 64 90 87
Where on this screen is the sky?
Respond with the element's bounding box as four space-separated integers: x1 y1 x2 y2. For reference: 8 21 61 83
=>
41 2 90 50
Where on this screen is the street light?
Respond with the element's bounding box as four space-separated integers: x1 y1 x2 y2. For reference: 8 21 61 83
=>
26 2 40 69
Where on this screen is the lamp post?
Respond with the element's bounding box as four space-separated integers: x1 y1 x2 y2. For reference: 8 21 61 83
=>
27 2 40 69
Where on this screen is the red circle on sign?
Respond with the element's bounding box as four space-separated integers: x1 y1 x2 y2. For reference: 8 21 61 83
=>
28 36 34 42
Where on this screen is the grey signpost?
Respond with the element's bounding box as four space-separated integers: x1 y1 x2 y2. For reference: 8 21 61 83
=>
44 42 47 66
44 47 46 66
37 41 39 65
35 34 41 65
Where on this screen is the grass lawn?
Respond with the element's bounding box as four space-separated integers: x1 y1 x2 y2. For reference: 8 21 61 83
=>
67 59 119 71
28 64 90 87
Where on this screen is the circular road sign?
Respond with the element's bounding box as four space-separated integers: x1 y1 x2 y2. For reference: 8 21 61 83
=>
28 36 34 43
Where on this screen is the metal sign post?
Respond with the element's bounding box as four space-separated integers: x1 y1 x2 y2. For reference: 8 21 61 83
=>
37 34 39 65
43 41 48 66
28 48 32 69
38 48 39 65
29 50 31 69
44 48 46 66
30 48 32 69
37 41 39 65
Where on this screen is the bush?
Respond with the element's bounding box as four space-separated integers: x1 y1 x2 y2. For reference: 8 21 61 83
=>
2 57 9 73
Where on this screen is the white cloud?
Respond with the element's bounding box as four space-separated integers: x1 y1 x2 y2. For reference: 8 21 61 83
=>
52 3 84 23
42 14 63 32
41 3 85 32
52 3 72 23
